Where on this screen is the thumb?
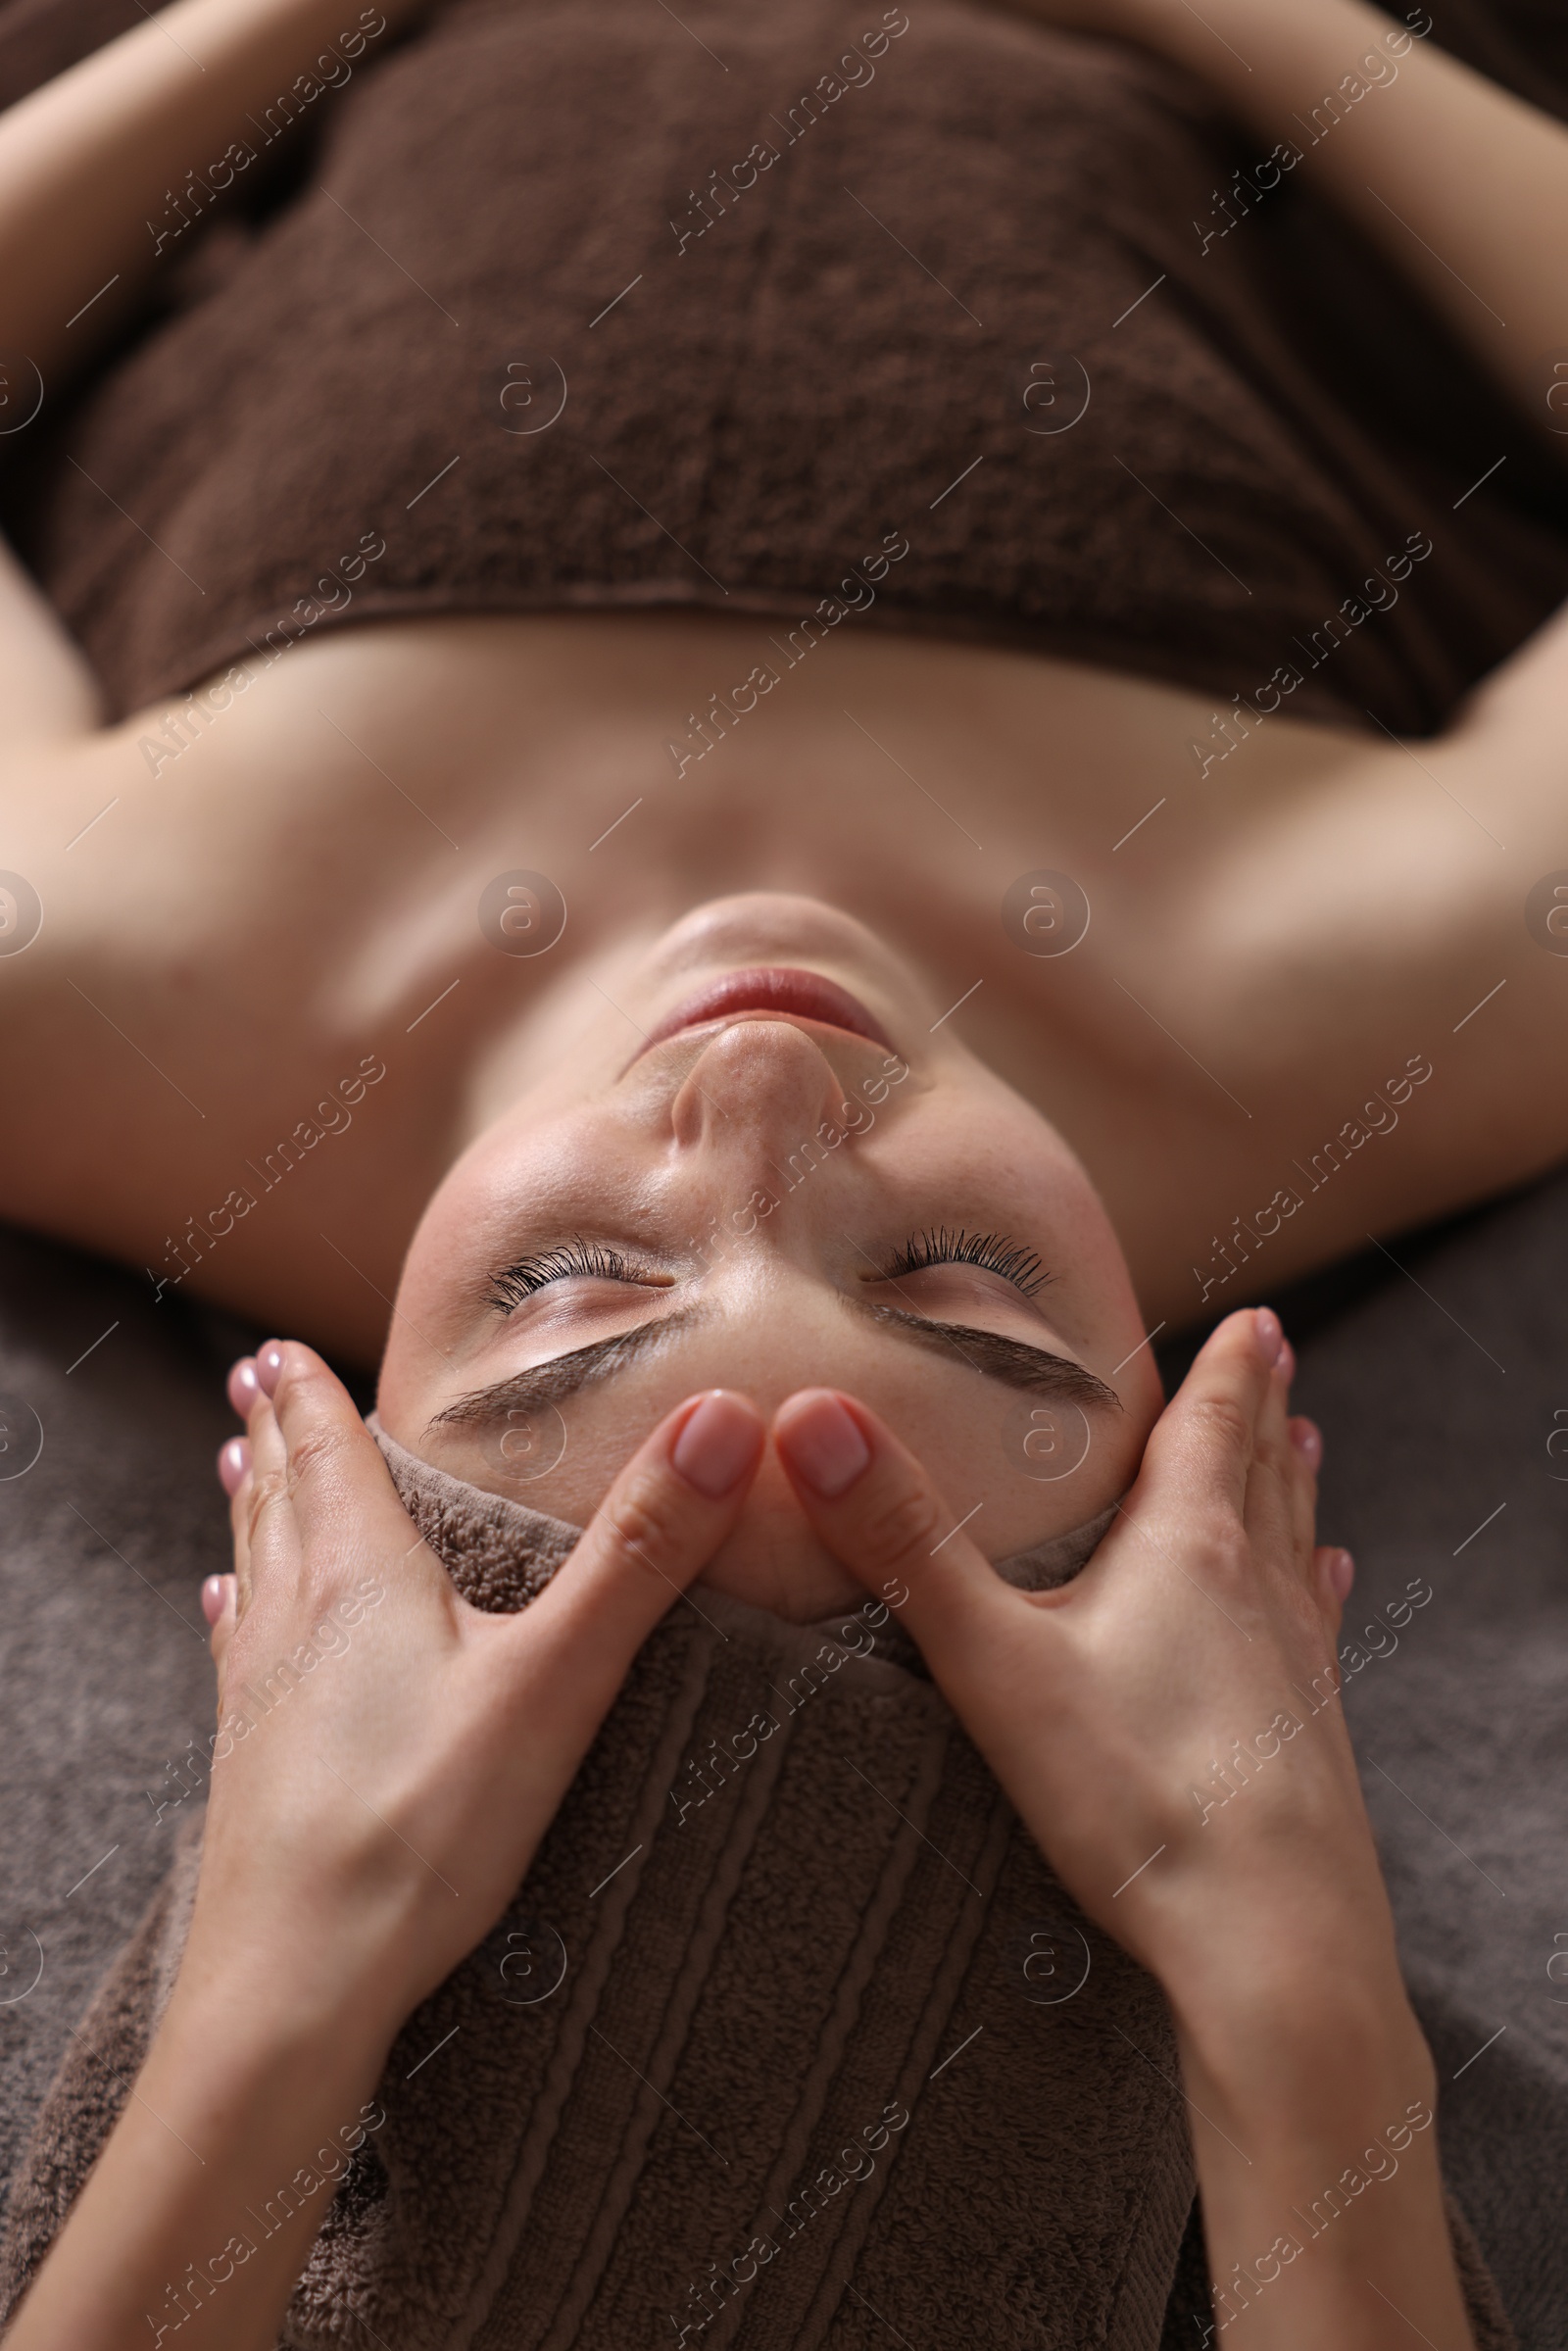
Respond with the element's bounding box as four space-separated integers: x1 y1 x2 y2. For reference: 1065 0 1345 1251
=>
1127 1304 1283 1525
204 1428 253 1682
770 1389 1018 1673
203 1571 238 1676
512 1390 766 1718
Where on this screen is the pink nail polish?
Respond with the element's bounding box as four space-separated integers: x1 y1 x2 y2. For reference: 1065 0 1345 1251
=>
1291 1417 1323 1471
671 1393 760 1498
1330 1548 1354 1603
227 1358 260 1417
780 1394 872 1499
255 1341 285 1397
1253 1307 1283 1366
201 1575 227 1627
1276 1338 1297 1386
218 1437 250 1495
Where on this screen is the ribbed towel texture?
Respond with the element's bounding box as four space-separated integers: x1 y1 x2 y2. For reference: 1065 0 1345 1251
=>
0 1435 1199 2348
0 1427 1522 2346
6 0 1568 729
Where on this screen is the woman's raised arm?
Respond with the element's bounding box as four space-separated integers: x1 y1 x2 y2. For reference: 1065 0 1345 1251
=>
1024 0 1560 437
0 0 419 394
0 0 423 749
1042 0 1568 442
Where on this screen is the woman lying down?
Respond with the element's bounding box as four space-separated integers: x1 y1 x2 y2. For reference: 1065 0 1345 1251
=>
3 0 1568 2340
1 974 1501 2351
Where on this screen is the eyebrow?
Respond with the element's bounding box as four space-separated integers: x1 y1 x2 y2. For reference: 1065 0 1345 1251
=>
427 1298 1120 1434
847 1301 1123 1410
430 1309 706 1431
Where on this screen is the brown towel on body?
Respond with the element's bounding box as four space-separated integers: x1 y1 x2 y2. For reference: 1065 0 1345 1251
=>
5 0 1568 729
0 1437 1201 2350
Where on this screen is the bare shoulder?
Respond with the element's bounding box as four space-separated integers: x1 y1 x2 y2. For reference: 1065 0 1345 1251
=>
0 666 447 1355
1105 635 1568 1323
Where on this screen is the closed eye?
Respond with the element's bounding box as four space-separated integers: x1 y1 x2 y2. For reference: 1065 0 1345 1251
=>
874 1227 1051 1299
486 1239 667 1312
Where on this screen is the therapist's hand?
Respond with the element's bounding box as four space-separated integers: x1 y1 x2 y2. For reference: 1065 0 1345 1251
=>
194 1341 765 2050
769 1310 1486 2351
5 1349 765 2351
770 1308 1394 2025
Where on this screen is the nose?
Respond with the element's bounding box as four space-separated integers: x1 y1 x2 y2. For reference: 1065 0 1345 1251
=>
668 1019 854 1176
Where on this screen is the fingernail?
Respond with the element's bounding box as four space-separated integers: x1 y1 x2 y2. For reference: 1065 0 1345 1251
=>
218 1437 251 1495
671 1392 761 1499
778 1393 872 1498
1329 1548 1354 1603
1276 1337 1297 1386
227 1357 260 1417
201 1574 228 1627
255 1341 286 1397
1290 1417 1323 1471
1253 1307 1283 1366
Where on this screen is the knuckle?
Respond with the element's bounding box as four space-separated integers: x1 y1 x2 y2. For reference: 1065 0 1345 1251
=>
243 1462 288 1548
1190 1510 1252 1586
604 1475 689 1581
284 1417 357 1496
1187 1391 1253 1456
856 1483 945 1577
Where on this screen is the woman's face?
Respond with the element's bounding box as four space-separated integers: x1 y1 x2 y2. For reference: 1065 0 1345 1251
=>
378 895 1162 1618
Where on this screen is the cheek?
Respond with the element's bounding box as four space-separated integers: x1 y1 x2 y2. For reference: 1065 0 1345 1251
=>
859 1355 1146 1556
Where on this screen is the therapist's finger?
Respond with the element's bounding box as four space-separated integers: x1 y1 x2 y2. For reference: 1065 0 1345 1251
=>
1314 1544 1353 1641
255 1340 445 1601
771 1389 1017 1663
205 1567 239 1675
509 1390 766 1722
1131 1306 1283 1530
1244 1343 1306 1574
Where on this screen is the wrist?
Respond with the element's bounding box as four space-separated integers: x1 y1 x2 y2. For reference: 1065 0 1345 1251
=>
163 1920 402 2096
140 1964 395 2222
1168 1943 1435 2155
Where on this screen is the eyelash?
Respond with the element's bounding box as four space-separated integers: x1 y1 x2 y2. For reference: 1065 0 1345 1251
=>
880 1226 1051 1298
488 1226 1050 1309
487 1239 650 1311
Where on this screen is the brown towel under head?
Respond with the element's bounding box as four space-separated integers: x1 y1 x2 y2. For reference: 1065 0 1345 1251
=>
0 1431 1522 2347
0 1434 1198 2351
6 0 1568 731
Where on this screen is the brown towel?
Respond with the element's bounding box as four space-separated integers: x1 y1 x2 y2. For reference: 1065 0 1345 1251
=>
6 0 1568 730
0 1395 1527 2346
0 1434 1199 2350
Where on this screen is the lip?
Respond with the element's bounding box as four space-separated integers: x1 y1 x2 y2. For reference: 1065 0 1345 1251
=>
633 966 897 1062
